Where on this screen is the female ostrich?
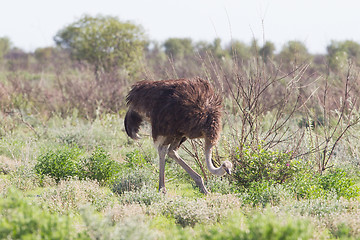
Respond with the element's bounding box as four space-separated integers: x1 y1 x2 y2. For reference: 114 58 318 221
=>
124 77 232 194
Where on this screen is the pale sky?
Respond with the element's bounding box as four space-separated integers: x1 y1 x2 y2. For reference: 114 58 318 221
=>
1 0 360 53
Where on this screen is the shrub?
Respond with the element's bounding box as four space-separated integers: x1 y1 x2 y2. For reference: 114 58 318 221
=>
286 168 360 200
35 146 120 184
112 167 156 195
40 179 115 214
152 194 241 227
201 211 314 240
239 181 293 207
80 147 120 184
35 146 82 183
119 185 163 206
124 150 149 168
233 145 299 189
319 168 360 199
205 176 234 194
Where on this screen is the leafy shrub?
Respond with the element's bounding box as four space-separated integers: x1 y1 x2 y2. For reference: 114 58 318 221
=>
319 168 359 199
233 145 298 189
0 189 87 239
205 176 234 194
35 146 82 183
35 146 120 184
80 147 120 184
124 150 149 168
288 168 360 200
239 181 293 207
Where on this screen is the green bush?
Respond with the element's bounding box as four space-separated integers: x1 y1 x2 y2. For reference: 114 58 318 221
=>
124 150 149 168
0 189 88 239
319 168 359 199
233 145 299 189
205 176 234 194
35 146 82 183
289 168 360 200
80 147 120 183
239 181 292 207
35 146 120 184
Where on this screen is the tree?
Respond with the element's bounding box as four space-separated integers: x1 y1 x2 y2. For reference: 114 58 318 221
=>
54 15 146 77
327 40 360 71
163 38 194 59
0 37 11 61
227 40 251 61
259 41 275 63
211 38 229 59
277 41 311 69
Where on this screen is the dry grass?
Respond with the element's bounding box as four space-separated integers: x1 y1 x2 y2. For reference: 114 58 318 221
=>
39 179 115 214
0 155 20 174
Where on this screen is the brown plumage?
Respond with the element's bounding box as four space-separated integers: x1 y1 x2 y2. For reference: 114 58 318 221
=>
124 77 232 194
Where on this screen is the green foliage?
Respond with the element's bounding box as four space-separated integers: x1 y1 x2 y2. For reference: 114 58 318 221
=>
327 40 360 71
35 146 120 184
239 182 292 207
124 149 149 168
228 40 251 60
205 176 234 194
0 37 11 61
233 145 298 189
289 168 360 200
259 41 275 62
0 189 86 239
35 146 82 183
163 38 194 59
278 40 311 68
81 147 120 183
54 14 146 74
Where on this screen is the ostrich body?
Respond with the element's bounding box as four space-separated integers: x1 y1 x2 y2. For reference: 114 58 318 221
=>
124 77 232 194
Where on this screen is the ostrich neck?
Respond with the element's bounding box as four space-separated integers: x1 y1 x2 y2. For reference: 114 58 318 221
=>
205 141 226 176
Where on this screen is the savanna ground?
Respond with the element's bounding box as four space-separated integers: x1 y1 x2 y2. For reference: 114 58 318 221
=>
2 17 360 239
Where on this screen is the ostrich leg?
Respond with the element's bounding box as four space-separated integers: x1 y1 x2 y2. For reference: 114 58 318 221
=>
167 139 209 194
157 144 168 193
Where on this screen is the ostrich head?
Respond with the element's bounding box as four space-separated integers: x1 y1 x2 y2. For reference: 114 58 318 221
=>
221 161 233 175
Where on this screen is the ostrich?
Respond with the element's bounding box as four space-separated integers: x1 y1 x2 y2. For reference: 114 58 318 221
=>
124 77 232 194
